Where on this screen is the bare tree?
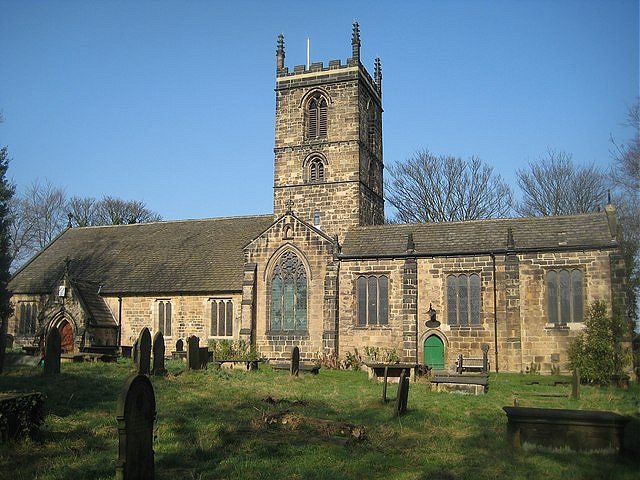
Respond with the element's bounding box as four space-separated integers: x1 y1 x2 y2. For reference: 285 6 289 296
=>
68 196 99 227
386 149 512 223
611 99 640 193
92 196 161 225
21 180 68 249
515 150 609 217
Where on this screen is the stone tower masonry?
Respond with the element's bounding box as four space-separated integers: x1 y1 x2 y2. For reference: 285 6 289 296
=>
273 22 385 241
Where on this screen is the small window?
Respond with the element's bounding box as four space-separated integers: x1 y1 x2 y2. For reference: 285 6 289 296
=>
307 94 328 139
357 275 388 326
546 269 583 324
309 157 325 183
18 303 37 335
210 299 233 337
447 273 481 326
157 300 172 336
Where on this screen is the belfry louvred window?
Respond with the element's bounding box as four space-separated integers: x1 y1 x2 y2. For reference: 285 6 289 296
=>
307 95 327 139
309 157 325 183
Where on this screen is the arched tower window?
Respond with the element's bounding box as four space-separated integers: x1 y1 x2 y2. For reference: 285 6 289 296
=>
307 94 328 139
270 251 308 332
309 157 325 183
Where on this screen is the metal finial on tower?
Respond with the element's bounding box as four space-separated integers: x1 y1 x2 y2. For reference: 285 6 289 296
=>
276 33 285 72
351 21 361 63
374 57 382 93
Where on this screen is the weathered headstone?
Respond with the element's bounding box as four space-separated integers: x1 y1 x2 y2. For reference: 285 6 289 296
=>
394 370 410 416
456 354 464 374
187 335 200 370
481 344 490 374
135 328 151 375
116 374 156 480
151 331 165 376
571 369 580 400
175 338 184 352
199 347 210 370
44 327 61 375
132 339 139 365
290 346 300 376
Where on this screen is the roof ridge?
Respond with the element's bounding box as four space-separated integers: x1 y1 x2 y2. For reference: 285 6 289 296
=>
69 213 275 230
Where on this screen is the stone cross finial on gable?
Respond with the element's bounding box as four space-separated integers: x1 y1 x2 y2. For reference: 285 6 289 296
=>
285 199 294 214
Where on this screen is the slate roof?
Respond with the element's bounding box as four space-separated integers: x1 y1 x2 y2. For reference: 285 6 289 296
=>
10 215 275 295
341 212 617 258
74 281 118 328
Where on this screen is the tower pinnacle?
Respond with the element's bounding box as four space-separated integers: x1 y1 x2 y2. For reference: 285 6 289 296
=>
351 21 360 63
276 33 285 72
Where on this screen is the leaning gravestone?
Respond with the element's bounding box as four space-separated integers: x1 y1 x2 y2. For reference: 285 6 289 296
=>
116 374 156 480
151 331 165 376
290 346 300 376
44 327 61 375
187 335 200 370
394 370 410 416
136 328 151 375
132 339 139 365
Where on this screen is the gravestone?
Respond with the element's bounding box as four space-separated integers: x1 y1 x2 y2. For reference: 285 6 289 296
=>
135 328 151 375
481 344 490 374
571 369 580 400
44 327 61 375
394 370 410 416
116 374 156 480
187 335 200 370
151 331 166 376
290 346 300 376
175 339 184 352
132 339 139 365
199 347 210 370
456 354 464 374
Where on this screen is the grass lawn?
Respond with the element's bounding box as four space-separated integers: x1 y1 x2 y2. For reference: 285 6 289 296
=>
0 358 639 480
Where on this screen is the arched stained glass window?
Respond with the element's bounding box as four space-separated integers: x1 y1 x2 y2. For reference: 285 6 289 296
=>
270 251 308 332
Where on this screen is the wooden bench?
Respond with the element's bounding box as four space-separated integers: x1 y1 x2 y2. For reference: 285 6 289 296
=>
455 355 489 374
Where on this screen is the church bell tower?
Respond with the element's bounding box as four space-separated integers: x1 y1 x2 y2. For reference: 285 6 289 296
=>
273 22 384 240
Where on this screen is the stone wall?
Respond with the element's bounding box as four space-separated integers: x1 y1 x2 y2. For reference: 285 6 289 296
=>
103 292 243 351
245 213 336 361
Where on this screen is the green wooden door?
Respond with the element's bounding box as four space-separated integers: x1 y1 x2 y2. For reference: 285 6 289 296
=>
424 336 444 370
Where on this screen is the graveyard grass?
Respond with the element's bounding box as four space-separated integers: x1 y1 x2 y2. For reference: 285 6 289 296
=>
1 360 639 480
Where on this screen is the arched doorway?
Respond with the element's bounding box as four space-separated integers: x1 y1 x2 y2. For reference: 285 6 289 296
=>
424 335 444 370
58 320 74 353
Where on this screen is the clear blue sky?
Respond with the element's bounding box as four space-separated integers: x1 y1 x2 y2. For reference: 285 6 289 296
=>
1 0 637 221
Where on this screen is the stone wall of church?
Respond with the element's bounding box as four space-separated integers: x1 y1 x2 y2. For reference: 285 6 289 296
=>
337 248 620 373
245 214 336 362
338 258 406 359
104 292 243 352
8 293 49 348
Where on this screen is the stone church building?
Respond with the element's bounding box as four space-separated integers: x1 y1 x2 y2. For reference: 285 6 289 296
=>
8 24 626 373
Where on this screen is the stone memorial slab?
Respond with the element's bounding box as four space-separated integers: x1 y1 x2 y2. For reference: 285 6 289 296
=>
135 328 151 375
187 335 200 370
175 339 184 352
44 327 61 375
151 331 165 376
116 374 156 480
290 346 300 376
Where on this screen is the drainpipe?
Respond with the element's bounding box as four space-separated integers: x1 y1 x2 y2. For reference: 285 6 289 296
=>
118 296 122 347
491 253 499 372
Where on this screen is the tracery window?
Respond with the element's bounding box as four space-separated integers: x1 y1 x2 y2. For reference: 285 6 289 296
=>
357 275 388 326
447 273 481 326
210 299 233 337
18 302 37 335
546 269 583 325
307 94 327 139
309 157 325 183
157 300 172 336
270 251 308 332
